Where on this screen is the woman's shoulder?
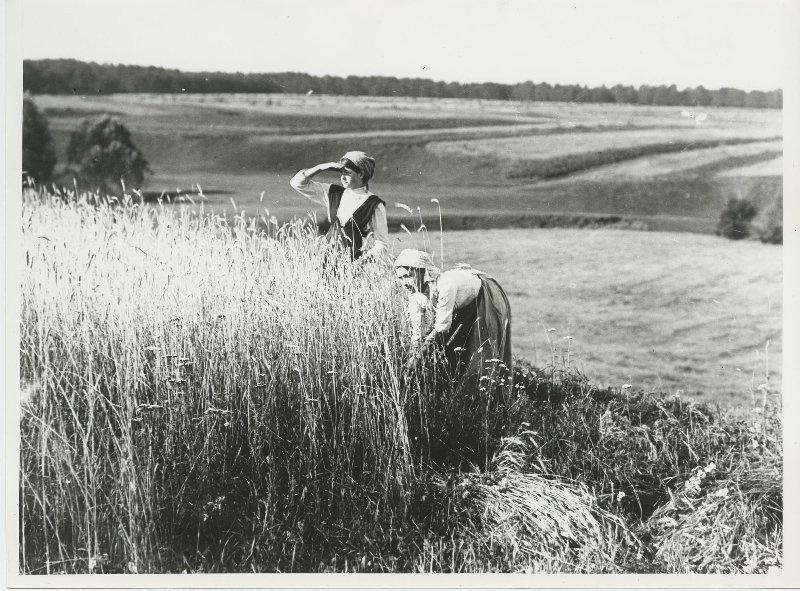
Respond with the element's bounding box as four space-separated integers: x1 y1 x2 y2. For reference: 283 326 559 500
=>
439 268 482 289
441 267 478 278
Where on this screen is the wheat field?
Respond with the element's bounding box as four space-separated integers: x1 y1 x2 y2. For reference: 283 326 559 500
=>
18 186 782 575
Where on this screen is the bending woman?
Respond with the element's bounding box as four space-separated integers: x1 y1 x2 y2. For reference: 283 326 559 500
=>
393 249 512 391
290 151 388 261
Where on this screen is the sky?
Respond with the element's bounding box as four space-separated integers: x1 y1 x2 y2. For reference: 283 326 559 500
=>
13 0 798 91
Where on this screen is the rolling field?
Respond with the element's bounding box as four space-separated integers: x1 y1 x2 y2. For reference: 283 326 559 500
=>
549 140 783 181
391 228 781 406
31 93 782 234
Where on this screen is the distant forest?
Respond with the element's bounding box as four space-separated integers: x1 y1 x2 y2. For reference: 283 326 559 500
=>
23 59 782 109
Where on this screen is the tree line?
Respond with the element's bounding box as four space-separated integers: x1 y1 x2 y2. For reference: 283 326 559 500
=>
24 58 782 108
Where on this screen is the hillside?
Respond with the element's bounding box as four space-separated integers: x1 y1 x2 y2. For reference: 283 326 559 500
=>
30 93 783 235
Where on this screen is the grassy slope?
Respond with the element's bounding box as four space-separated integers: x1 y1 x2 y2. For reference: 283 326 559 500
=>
19 191 782 574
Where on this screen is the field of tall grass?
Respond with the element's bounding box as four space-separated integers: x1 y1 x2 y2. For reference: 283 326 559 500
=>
17 186 782 575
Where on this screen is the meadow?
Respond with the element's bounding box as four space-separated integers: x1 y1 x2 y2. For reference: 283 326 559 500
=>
18 188 782 574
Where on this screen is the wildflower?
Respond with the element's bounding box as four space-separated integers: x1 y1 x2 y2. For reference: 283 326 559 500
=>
616 491 626 502
622 384 632 391
714 487 729 498
703 462 716 473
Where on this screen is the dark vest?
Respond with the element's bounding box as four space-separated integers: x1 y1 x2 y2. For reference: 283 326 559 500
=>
326 185 385 260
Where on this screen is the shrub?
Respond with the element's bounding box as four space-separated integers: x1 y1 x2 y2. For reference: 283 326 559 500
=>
22 97 57 184
716 197 758 240
66 114 151 194
751 195 782 244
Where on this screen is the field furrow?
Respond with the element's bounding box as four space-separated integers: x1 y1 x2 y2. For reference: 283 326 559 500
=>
426 126 780 161
717 156 783 177
557 140 783 181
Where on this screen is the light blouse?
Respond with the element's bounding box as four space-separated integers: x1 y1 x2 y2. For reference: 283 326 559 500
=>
408 268 482 343
290 171 389 258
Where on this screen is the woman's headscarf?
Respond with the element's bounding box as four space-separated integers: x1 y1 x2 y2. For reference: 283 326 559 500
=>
393 249 440 284
339 151 376 183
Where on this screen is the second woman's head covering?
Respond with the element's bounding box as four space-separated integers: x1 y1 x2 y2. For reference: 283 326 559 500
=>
393 249 440 283
339 151 376 183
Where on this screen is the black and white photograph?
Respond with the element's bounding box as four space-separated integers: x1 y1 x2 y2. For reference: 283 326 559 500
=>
5 0 799 586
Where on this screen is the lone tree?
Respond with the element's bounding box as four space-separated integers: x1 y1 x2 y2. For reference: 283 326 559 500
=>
22 97 57 184
66 114 151 194
716 197 758 240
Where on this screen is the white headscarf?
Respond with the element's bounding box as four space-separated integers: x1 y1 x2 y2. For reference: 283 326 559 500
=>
393 249 440 283
339 151 376 183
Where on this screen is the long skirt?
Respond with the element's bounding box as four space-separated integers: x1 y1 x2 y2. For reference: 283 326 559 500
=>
439 275 512 395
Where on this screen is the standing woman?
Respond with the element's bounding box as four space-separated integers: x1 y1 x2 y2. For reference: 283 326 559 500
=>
393 249 512 391
290 151 388 262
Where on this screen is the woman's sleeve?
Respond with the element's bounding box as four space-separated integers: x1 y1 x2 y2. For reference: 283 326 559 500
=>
408 292 428 344
363 202 389 259
289 170 330 209
430 276 456 336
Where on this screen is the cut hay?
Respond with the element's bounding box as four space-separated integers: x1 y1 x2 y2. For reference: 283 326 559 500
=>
425 437 640 573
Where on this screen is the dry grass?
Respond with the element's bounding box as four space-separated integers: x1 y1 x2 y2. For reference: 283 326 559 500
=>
19 186 414 573
18 185 781 574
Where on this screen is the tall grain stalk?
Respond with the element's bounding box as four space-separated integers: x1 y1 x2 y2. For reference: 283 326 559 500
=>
19 188 415 572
